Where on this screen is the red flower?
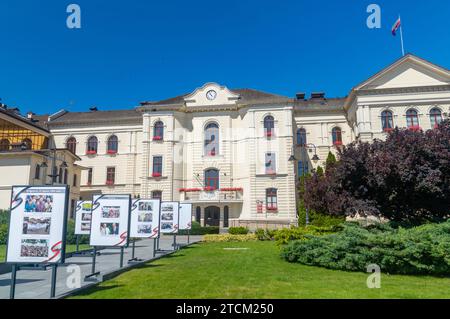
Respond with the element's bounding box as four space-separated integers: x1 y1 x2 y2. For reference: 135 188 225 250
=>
203 186 216 192
152 172 162 178
153 136 163 141
107 150 117 154
86 150 97 155
106 180 114 186
333 141 343 146
408 126 422 131
267 206 278 212
383 128 394 133
265 130 273 138
220 187 244 192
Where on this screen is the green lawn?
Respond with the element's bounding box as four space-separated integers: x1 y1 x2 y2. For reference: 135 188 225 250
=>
71 241 450 299
0 245 91 262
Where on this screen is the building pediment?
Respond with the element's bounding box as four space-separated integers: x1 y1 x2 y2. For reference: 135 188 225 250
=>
355 54 450 91
184 83 240 108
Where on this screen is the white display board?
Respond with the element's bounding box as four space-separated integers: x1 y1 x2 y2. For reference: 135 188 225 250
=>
179 203 193 230
130 199 161 238
6 186 69 264
160 202 180 234
89 194 131 247
75 200 92 235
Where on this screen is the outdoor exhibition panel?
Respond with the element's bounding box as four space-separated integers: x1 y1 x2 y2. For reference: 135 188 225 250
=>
89 194 131 247
6 186 69 264
130 199 161 238
179 203 193 230
75 200 92 235
160 202 180 234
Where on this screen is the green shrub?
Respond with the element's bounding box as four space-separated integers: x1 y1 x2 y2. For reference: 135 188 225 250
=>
228 227 249 235
298 207 345 228
0 224 8 245
178 221 219 235
255 229 277 241
0 210 10 245
281 221 450 276
0 210 10 224
274 225 339 246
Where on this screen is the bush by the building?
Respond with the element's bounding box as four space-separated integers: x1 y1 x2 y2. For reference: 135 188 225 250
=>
178 221 219 235
281 221 450 276
228 227 249 235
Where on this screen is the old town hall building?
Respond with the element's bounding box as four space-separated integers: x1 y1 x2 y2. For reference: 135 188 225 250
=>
1 54 449 229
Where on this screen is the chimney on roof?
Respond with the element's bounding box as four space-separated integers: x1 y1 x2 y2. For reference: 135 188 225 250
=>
311 92 326 99
89 106 98 112
296 93 306 100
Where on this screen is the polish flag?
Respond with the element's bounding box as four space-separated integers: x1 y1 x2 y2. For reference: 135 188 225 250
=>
392 17 401 36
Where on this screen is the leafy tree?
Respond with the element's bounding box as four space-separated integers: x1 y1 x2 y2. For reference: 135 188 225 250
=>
315 166 324 176
325 151 337 170
304 120 450 224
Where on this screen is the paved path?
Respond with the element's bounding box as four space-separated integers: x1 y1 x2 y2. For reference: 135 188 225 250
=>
0 235 202 299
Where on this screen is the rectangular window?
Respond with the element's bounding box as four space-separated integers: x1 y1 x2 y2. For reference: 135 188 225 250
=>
265 153 276 175
73 174 78 187
266 188 278 211
63 169 68 184
106 167 115 185
298 161 309 176
152 156 163 177
34 165 41 180
87 168 93 185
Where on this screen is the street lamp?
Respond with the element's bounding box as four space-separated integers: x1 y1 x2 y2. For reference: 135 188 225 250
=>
301 143 320 226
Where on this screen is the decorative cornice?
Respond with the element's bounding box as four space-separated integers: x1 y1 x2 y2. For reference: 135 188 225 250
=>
357 84 450 96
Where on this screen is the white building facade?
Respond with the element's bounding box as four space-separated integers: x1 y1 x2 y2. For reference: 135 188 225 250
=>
34 55 450 228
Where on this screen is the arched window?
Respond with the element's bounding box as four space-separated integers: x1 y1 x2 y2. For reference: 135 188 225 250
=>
152 190 162 200
406 109 419 128
264 115 275 137
332 127 342 146
266 188 278 211
153 121 164 141
87 136 98 154
66 137 77 154
297 128 307 146
204 169 220 190
107 135 118 154
22 138 32 150
0 139 9 151
430 108 443 128
204 123 219 156
381 110 394 131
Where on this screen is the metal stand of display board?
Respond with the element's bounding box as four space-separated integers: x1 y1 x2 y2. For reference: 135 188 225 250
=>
128 239 142 263
50 264 58 298
173 234 178 250
153 238 157 257
9 265 17 299
84 246 100 280
10 263 59 299
119 247 125 268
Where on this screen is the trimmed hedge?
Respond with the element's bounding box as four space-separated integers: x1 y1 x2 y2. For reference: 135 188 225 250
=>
178 221 219 235
281 221 450 276
274 226 341 246
228 227 249 235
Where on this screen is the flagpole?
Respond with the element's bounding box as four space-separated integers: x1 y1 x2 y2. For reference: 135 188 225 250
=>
399 15 405 56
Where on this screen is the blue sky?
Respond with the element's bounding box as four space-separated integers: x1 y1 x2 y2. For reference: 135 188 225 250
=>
0 0 449 114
